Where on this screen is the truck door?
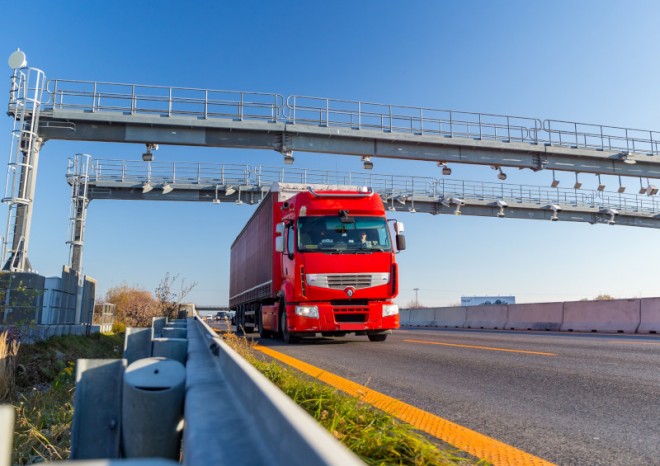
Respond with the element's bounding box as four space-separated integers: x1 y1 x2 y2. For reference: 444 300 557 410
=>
282 223 296 284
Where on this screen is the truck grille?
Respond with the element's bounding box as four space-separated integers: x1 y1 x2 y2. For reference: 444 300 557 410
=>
306 273 389 290
333 305 369 323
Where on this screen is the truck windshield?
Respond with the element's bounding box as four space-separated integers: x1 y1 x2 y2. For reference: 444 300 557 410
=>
297 217 392 252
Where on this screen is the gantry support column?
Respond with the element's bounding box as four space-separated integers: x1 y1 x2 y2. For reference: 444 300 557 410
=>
2 61 46 273
67 155 91 274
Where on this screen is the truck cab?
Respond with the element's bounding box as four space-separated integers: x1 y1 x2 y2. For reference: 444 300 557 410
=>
271 186 405 343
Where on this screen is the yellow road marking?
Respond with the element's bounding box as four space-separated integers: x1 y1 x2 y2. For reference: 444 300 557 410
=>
404 339 557 356
255 345 555 466
610 340 660 346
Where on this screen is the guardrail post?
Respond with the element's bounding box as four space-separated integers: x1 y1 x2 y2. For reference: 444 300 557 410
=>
124 327 152 365
71 359 126 459
152 317 166 338
152 337 188 364
161 327 186 339
122 358 186 459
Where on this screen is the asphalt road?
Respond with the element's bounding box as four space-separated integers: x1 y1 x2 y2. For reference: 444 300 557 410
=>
257 327 660 466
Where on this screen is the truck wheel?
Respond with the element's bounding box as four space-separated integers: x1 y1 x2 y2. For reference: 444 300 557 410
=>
368 334 387 342
280 311 299 344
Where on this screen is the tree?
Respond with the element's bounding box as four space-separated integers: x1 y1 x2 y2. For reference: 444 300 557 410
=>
154 273 198 320
104 283 160 327
594 294 615 301
406 300 425 309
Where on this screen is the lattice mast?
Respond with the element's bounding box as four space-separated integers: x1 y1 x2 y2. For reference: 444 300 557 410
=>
66 154 91 273
2 50 46 272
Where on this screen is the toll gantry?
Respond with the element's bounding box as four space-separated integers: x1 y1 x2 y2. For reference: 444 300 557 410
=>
7 56 660 276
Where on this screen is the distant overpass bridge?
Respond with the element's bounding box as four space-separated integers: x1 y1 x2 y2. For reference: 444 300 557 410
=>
194 305 230 312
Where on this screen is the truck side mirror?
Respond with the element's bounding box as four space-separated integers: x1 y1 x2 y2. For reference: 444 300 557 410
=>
275 223 285 252
390 221 405 251
396 234 406 251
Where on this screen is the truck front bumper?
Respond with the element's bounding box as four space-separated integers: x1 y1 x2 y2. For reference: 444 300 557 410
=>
287 301 399 333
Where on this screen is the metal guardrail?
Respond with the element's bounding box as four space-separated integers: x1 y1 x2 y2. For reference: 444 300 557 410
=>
68 158 660 216
185 314 364 465
41 79 660 156
65 314 363 465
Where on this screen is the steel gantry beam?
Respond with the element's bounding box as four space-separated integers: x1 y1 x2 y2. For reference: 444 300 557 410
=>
30 79 660 179
8 68 660 273
66 157 660 229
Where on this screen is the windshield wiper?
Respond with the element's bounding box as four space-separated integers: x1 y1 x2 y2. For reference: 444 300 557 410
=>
320 248 346 254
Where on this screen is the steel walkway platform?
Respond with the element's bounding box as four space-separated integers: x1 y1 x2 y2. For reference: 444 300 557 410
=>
27 79 660 179
67 158 660 229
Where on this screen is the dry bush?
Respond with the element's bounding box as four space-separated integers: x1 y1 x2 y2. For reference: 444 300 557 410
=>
103 283 160 327
154 272 197 320
0 330 20 401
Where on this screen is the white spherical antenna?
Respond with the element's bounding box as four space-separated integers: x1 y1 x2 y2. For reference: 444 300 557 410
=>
8 49 27 69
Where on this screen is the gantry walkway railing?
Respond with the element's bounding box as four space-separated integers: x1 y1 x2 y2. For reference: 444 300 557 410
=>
66 157 660 228
43 79 660 156
15 78 658 179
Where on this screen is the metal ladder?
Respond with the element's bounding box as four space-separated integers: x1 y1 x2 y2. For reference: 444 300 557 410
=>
66 154 91 273
2 65 47 272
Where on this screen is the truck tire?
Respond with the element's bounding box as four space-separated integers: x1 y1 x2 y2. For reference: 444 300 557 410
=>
280 311 299 344
368 334 387 342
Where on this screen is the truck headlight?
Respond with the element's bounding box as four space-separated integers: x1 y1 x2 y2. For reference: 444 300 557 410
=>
382 304 399 317
295 305 319 318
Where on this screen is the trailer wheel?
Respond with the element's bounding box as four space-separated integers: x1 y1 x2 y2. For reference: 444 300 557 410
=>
368 334 387 342
280 311 299 344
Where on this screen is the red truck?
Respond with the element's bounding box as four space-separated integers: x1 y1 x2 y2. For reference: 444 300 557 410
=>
230 183 405 343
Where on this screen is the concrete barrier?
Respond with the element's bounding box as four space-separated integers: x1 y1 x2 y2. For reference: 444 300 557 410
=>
639 298 660 334
560 299 640 333
506 303 563 331
399 309 411 326
407 308 436 326
434 307 467 328
464 305 507 329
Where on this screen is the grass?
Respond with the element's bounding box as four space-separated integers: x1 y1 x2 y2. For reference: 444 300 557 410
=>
222 330 480 465
3 332 123 465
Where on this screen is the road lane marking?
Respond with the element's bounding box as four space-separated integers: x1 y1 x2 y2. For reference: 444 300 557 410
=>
404 339 557 356
255 345 555 466
609 340 660 346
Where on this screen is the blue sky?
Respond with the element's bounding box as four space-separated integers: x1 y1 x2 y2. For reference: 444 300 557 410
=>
3 0 660 307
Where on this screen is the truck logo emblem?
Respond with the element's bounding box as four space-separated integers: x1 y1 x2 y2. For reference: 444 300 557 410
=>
344 287 355 297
